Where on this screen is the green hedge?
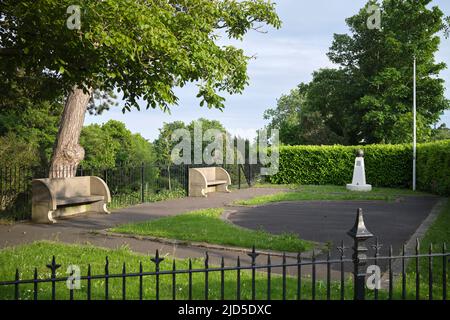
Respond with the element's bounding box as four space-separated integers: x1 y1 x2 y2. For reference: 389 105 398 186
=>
416 140 450 196
269 141 450 196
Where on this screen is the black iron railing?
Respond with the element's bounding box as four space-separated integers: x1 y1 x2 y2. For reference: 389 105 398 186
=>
0 209 448 300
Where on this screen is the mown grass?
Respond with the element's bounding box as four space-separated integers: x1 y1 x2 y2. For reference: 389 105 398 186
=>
235 185 431 206
0 240 446 300
0 241 353 300
399 198 450 300
110 208 313 253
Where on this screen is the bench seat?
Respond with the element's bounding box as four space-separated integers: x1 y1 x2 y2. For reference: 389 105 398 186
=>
206 180 228 186
56 195 105 206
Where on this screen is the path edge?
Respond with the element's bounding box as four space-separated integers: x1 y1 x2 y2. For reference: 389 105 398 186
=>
380 197 448 288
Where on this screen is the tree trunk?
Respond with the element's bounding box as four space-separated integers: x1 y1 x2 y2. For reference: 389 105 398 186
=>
49 86 92 178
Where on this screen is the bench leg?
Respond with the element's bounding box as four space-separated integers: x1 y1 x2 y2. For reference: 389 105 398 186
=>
189 187 208 197
32 203 56 224
91 201 110 214
217 184 231 193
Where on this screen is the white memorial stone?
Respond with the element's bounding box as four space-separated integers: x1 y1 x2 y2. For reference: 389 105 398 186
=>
346 150 372 192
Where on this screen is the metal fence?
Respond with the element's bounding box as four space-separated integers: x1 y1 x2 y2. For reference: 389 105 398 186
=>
0 209 447 300
0 163 262 221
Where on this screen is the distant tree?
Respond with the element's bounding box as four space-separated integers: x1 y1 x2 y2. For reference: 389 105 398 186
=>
79 124 118 169
263 86 303 145
0 68 64 167
0 102 62 167
101 121 134 165
264 81 348 145
187 118 228 161
431 123 450 141
154 118 231 188
80 120 154 168
264 0 449 145
129 133 156 166
154 121 187 190
0 133 39 169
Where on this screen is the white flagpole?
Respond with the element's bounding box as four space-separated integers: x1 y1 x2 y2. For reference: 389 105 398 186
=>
413 57 417 191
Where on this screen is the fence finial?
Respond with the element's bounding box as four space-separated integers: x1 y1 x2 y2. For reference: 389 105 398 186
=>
347 208 373 240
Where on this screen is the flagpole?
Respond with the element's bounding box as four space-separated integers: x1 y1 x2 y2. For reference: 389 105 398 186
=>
413 57 417 191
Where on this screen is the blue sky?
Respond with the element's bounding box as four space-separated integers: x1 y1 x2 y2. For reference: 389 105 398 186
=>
85 0 450 141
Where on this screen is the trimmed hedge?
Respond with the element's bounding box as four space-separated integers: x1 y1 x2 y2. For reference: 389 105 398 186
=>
416 140 450 196
269 140 450 196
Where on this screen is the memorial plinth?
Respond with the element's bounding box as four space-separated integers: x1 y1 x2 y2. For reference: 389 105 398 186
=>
346 149 372 192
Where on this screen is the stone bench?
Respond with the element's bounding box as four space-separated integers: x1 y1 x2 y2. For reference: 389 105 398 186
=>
32 176 111 224
189 167 231 197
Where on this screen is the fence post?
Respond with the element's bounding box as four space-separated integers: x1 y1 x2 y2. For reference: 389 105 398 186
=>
140 162 145 203
347 208 373 300
238 165 241 189
184 164 189 196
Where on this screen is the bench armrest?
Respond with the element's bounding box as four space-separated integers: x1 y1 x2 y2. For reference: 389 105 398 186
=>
215 167 231 185
32 180 57 211
90 176 111 203
189 168 208 186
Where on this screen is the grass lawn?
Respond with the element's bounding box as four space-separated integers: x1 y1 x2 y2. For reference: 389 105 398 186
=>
0 241 353 300
110 208 314 253
235 184 431 206
0 240 446 300
400 198 450 300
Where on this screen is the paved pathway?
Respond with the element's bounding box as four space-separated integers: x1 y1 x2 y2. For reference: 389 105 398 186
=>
1 188 310 275
0 188 283 247
0 189 440 278
228 196 441 269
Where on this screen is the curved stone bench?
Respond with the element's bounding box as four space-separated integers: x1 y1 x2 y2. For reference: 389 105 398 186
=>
189 167 231 197
32 176 111 224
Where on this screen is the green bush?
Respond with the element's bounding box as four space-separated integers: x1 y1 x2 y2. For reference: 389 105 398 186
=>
269 141 450 195
416 140 450 195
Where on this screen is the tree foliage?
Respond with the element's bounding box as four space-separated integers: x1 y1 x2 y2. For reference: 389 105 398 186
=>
154 121 187 167
265 0 449 145
80 120 155 168
0 67 64 167
1 0 281 111
154 118 229 166
431 124 450 141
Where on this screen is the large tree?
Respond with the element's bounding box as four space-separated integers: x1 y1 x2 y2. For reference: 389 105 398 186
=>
265 0 449 145
327 0 449 144
1 0 280 177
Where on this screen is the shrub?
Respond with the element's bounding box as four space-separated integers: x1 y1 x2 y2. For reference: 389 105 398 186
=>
269 141 450 195
416 140 450 195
